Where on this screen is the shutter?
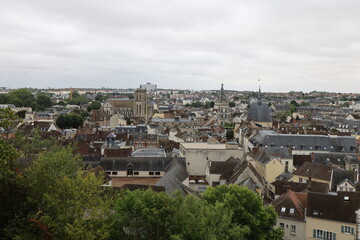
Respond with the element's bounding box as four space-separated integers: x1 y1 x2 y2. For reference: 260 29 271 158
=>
341 225 344 233
351 227 354 235
313 229 316 238
333 233 336 240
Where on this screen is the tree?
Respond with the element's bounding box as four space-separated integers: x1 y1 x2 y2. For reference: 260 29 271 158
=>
7 145 114 239
16 110 27 119
0 108 20 131
226 129 234 141
56 114 84 129
228 101 235 107
8 88 36 108
110 189 247 240
87 101 102 112
203 185 282 240
36 93 53 110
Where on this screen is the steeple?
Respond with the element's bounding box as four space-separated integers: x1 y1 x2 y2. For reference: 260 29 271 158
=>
258 79 261 100
219 83 226 103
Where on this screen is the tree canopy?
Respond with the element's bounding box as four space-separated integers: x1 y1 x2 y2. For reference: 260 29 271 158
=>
56 114 84 129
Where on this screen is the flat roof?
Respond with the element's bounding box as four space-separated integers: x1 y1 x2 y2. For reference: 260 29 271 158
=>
180 142 240 150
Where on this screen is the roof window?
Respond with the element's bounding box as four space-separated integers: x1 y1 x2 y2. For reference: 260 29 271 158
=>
281 207 286 213
289 208 295 214
344 196 349 201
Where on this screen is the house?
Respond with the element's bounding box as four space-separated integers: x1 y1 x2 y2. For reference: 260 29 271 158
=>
179 142 244 176
205 157 242 187
305 192 360 240
272 190 307 240
102 98 134 117
289 162 333 188
100 157 177 187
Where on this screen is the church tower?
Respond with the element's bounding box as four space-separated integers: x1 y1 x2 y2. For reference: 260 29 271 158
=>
134 86 147 120
219 83 226 103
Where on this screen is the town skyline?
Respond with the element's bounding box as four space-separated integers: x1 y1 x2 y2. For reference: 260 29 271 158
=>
1 0 360 92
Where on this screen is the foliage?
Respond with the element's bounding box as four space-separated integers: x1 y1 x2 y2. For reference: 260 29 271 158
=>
56 114 84 129
228 101 235 107
0 107 20 131
110 189 249 240
226 129 234 141
95 93 108 102
87 101 102 112
203 185 282 240
16 110 27 119
0 89 54 111
36 93 53 110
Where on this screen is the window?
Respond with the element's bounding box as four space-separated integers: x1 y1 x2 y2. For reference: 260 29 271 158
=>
291 225 296 234
133 172 139 175
289 208 295 214
155 172 161 175
127 164 133 175
299 178 303 183
314 229 323 238
281 207 286 213
280 223 284 229
342 226 354 234
112 171 118 175
149 172 154 175
315 145 321 150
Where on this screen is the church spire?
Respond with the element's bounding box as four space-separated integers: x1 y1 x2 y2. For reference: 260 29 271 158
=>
258 79 261 100
219 82 226 102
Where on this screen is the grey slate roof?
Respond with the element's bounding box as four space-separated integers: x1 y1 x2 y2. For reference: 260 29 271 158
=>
262 134 357 153
312 152 357 166
156 158 190 195
331 169 355 192
100 157 175 171
247 101 272 122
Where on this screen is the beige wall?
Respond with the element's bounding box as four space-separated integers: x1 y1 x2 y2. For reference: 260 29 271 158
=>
277 217 305 240
306 217 357 240
180 146 244 176
254 158 284 184
106 170 164 177
290 175 330 188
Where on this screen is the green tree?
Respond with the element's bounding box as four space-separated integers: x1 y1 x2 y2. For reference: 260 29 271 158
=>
95 93 108 102
0 94 9 104
226 129 234 141
0 108 20 131
203 185 282 240
16 110 27 119
8 145 114 240
36 93 53 110
87 101 102 112
228 101 235 107
110 189 247 240
56 114 84 129
8 88 36 108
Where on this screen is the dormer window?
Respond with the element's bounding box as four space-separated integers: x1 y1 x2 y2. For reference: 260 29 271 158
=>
289 208 295 214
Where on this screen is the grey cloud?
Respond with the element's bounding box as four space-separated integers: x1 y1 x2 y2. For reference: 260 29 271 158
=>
1 0 360 92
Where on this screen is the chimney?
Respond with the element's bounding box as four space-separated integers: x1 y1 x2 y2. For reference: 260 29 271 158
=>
307 177 312 191
311 152 315 162
354 168 359 184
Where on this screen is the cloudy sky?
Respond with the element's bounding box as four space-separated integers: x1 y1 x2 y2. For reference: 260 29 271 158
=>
1 0 360 92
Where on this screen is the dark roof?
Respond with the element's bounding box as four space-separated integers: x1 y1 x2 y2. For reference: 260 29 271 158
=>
271 180 329 195
292 162 332 182
293 155 312 168
227 160 264 185
103 148 132 158
272 190 307 221
262 134 357 153
313 152 357 166
209 157 241 175
247 101 272 122
100 157 176 171
307 192 360 223
156 158 190 195
331 169 355 191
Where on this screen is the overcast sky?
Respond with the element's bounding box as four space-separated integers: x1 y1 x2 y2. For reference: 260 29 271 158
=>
1 0 360 92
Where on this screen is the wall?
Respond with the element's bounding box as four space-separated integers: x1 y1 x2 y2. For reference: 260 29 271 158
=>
306 217 357 240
